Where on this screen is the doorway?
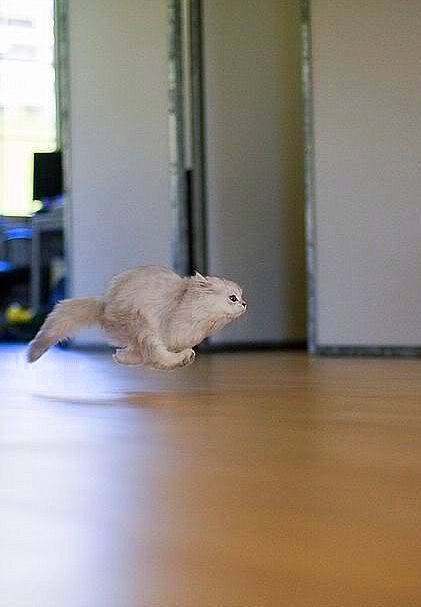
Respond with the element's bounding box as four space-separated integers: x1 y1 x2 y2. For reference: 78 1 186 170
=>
169 0 307 347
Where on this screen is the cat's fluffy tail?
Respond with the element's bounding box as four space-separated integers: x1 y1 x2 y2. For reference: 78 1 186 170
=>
27 297 104 363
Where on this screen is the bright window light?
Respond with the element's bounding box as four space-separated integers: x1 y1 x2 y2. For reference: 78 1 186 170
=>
0 0 57 216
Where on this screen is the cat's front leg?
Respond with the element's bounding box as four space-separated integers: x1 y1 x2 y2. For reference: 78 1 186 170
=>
148 345 195 371
113 346 144 366
139 332 195 370
176 348 196 368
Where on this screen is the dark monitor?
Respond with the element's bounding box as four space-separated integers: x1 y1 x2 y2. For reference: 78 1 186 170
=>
33 151 63 201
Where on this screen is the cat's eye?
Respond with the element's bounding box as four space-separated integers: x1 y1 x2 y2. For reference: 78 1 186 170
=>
229 295 238 302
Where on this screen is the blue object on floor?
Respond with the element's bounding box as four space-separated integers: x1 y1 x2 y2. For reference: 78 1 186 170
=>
0 261 16 273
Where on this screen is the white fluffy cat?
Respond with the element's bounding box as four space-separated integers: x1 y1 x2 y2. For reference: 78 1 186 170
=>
27 266 247 370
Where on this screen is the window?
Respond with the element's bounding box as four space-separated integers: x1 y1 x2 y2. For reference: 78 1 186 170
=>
0 0 57 216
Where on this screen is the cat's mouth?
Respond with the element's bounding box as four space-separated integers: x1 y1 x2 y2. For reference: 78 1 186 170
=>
236 304 247 317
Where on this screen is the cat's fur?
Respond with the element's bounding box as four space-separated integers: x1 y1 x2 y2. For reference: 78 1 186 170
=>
27 266 247 370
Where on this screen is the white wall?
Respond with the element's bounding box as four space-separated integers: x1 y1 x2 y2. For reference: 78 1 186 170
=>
67 0 171 344
312 0 421 346
203 0 306 344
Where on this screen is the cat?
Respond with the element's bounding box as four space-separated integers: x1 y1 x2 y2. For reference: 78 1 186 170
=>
27 266 247 370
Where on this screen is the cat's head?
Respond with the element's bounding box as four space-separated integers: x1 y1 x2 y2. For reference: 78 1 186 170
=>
190 271 247 320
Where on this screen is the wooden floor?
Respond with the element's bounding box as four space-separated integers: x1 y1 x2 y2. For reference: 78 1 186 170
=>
1 345 420 606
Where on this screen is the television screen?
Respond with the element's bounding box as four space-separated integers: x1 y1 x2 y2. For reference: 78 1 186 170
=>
33 151 63 201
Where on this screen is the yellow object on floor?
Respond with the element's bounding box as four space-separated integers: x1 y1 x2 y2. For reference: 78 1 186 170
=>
5 303 33 324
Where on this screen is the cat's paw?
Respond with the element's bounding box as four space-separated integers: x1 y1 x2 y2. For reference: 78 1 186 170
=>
149 349 195 371
113 348 144 366
180 348 196 367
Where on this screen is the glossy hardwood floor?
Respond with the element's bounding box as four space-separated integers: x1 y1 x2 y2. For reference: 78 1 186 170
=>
1 345 420 606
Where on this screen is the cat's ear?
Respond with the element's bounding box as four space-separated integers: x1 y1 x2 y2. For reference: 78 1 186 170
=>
194 270 209 285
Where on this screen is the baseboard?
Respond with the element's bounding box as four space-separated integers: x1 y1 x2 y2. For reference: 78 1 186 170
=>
64 341 308 355
315 345 421 358
61 341 111 352
199 340 307 353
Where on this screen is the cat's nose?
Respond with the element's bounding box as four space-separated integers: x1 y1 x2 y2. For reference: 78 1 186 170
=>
242 301 247 309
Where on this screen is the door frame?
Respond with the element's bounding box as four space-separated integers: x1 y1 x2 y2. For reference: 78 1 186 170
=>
169 0 208 276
